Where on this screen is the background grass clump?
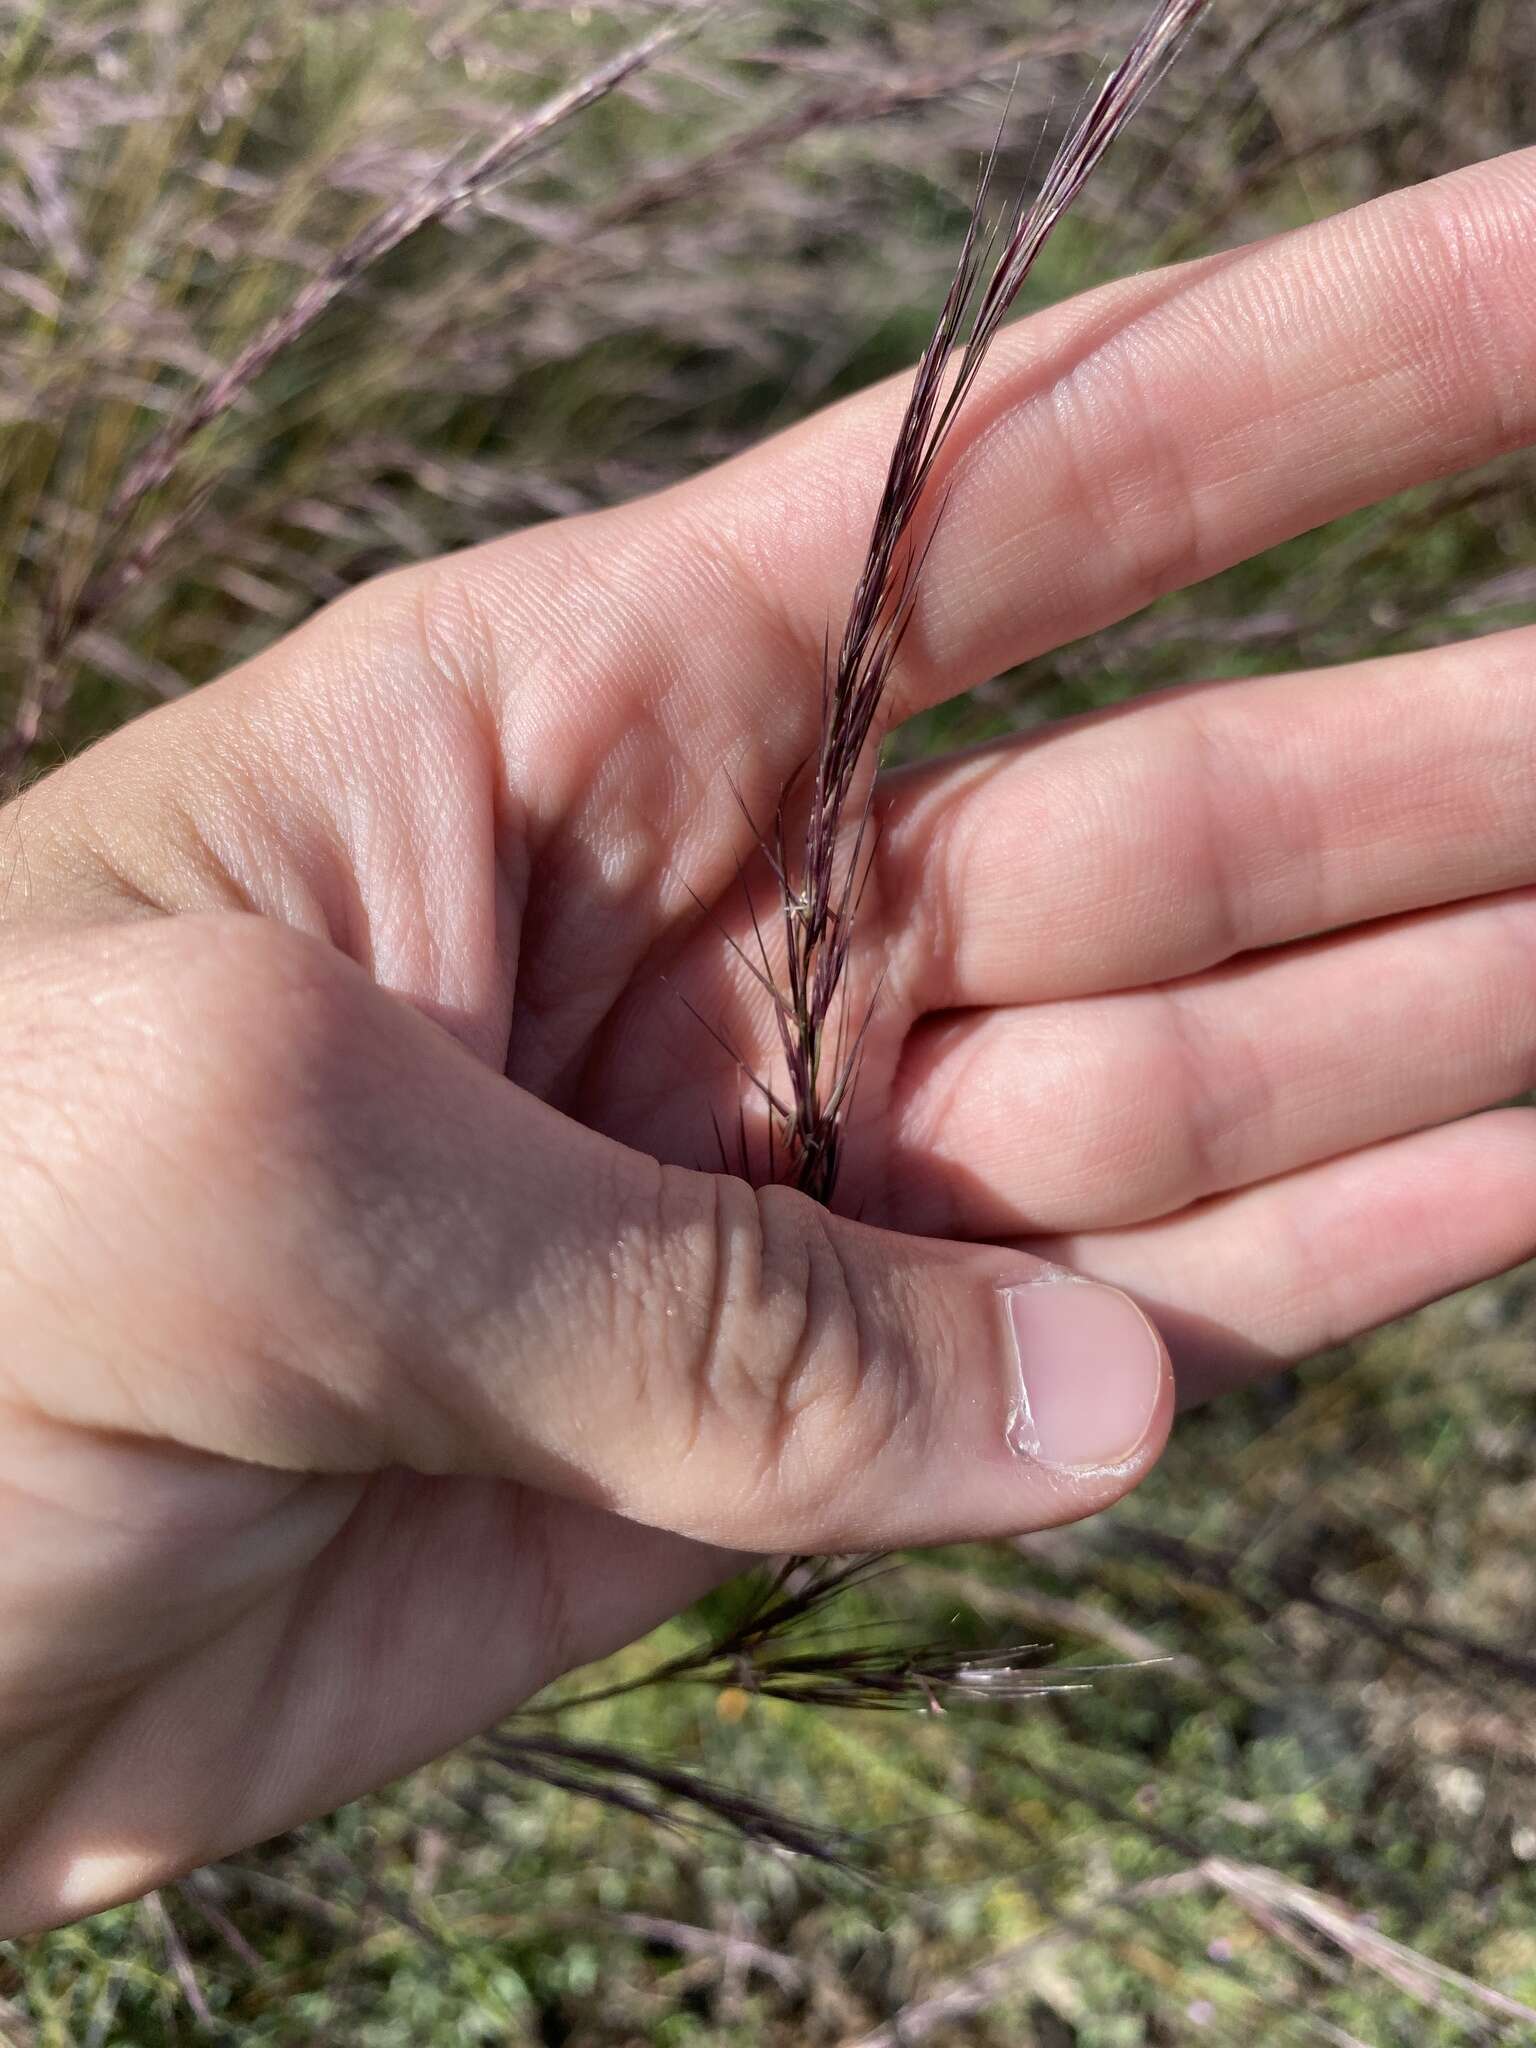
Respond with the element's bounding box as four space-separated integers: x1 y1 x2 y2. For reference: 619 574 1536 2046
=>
3 1 1536 2041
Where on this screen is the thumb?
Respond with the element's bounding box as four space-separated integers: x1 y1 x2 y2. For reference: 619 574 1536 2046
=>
439 1135 1174 1549
25 915 1173 1554
555 1173 1177 1553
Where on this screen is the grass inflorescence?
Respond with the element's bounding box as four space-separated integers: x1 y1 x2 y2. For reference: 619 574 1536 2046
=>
752 0 1208 1203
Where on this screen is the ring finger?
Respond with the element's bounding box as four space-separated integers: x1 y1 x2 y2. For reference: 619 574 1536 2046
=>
883 886 1536 1239
875 621 1536 1016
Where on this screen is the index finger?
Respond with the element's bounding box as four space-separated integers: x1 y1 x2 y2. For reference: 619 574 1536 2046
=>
658 146 1536 730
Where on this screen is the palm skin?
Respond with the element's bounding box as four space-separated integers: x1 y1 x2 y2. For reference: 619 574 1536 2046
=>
4 148 1536 1932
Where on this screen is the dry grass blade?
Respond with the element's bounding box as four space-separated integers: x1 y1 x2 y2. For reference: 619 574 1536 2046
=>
484 1729 856 1868
1130 1527 1536 1689
850 1853 1536 2046
580 1911 808 1995
846 1869 1210 2047
2 11 702 792
101 17 696 527
141 1891 215 2031
758 0 1208 1203
1204 1858 1536 2034
505 23 1113 287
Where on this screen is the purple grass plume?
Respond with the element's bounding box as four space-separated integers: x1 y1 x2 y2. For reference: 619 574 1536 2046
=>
755 0 1208 1205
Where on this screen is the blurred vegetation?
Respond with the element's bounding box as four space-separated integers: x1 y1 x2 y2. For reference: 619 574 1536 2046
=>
3 0 1536 2040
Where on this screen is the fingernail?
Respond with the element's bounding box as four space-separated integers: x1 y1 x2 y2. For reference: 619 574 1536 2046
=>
1002 1278 1165 1471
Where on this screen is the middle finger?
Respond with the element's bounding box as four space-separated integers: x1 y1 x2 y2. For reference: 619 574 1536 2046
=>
877 622 1536 1014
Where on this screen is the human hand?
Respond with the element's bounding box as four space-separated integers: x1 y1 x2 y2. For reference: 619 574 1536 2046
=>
4 149 1535 1932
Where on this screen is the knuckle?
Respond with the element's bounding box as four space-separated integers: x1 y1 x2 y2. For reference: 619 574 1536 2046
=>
1052 348 1206 613
403 554 499 704
117 916 376 1167
664 1173 911 1532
